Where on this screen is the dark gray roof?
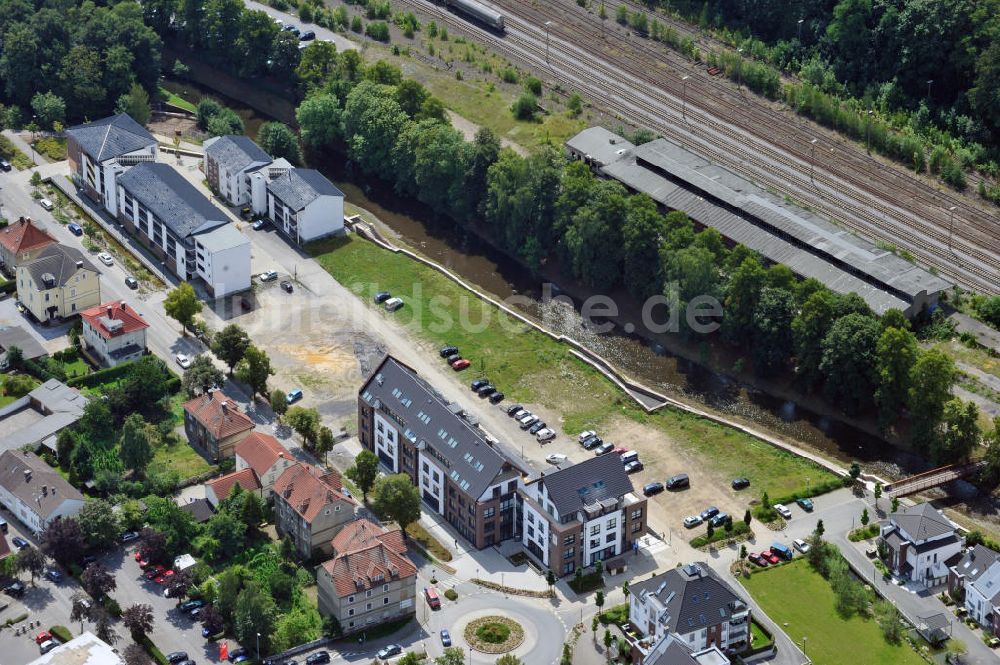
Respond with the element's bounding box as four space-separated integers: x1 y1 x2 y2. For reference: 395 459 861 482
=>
0 325 47 361
565 126 636 168
952 545 1000 583
117 163 227 240
890 502 956 542
65 113 156 163
267 168 344 212
645 636 698 665
539 454 636 517
630 563 748 634
205 135 272 175
22 244 96 288
359 356 516 499
179 498 215 523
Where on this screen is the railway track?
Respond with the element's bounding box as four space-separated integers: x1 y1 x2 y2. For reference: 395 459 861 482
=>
402 0 1000 295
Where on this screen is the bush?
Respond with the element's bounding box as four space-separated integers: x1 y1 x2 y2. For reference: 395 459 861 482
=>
690 521 751 547
598 603 629 625
524 77 542 95
443 588 457 601
365 21 390 42
500 68 519 84
511 92 537 120
49 625 72 642
66 359 137 388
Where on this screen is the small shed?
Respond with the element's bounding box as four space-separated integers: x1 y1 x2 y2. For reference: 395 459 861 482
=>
173 553 197 572
916 611 951 645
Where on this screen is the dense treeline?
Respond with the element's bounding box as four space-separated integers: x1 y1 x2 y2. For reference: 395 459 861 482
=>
645 0 1000 189
0 0 162 126
290 43 984 461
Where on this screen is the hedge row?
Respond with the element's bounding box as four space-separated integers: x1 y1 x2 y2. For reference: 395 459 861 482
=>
66 360 136 388
49 625 72 643
0 281 16 295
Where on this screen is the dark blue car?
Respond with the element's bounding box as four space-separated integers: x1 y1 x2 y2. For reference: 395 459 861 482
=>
67 223 83 236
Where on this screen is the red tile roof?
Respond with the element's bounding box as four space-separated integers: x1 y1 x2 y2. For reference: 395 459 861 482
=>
273 462 353 524
234 432 290 477
80 300 150 339
183 391 254 440
322 519 416 598
206 468 261 502
0 217 55 255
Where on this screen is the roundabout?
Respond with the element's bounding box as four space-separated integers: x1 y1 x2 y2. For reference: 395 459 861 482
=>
464 616 525 653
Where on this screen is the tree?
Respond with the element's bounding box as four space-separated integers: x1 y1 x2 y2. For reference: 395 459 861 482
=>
603 629 613 661
793 290 837 387
164 282 202 334
296 41 339 92
234 582 277 658
436 648 466 665
909 348 957 450
270 389 288 422
511 92 537 120
41 517 85 567
93 607 118 646
296 93 341 149
875 326 918 429
891 496 900 513
373 473 422 534
207 109 244 136
122 603 154 641
981 417 1000 488
622 580 629 597
591 615 599 643
164 569 193 601
496 656 522 665
343 81 409 177
706 521 715 540
144 497 198 557
183 355 224 396
200 604 226 637
622 195 666 300
595 590 605 614
82 562 116 599
115 83 151 126
933 399 981 464
743 509 752 527
257 121 302 165
820 313 881 415
212 324 251 375
236 345 274 398
139 528 168 565
345 450 379 502
740 544 748 559
17 546 46 585
120 413 158 476
286 406 320 445
815 519 825 537
751 287 796 375
203 511 247 561
317 426 336 456
216 566 247 618
122 643 152 665
31 91 66 129
56 429 76 469
77 499 121 550
860 508 870 526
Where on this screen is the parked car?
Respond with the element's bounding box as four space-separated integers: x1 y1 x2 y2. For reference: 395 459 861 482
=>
39 640 60 654
763 551 781 565
795 498 814 511
145 564 166 580
259 270 279 282
683 515 702 529
528 420 546 435
446 354 461 364
176 661 197 665
125 276 139 289
280 280 293 293
518 415 538 430
45 568 64 582
594 441 615 456
731 477 751 490
175 353 192 369
300 30 316 40
749 552 768 567
39 198 54 211
97 252 114 266
476 384 496 397
252 219 269 230
536 428 556 442
506 403 523 415
121 531 140 543
228 648 248 662
643 482 665 496
511 409 528 419
439 346 459 358
374 291 392 304
773 504 792 519
286 388 303 404
14 300 26 313
451 358 470 370
699 506 719 522
167 652 189 664
440 629 452 647
376 645 402 661
0 158 11 171
4 581 25 597
471 379 489 391
620 450 639 465
666 473 690 490
305 653 330 665
578 430 596 443
488 392 505 404
383 297 404 312
67 223 83 236
12 536 28 549
770 542 793 560
624 460 644 474
710 512 729 527
180 599 205 613
581 435 603 450
793 538 811 553
545 453 567 465
35 631 52 645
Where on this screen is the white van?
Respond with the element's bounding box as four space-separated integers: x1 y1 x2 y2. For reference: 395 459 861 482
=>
384 297 404 312
620 450 639 465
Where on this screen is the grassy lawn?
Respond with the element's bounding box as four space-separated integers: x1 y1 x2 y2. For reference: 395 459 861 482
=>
405 521 453 562
742 559 926 665
56 358 89 379
310 235 836 499
159 86 198 113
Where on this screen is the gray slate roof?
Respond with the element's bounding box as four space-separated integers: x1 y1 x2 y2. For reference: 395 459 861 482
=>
630 562 748 635
359 356 517 499
22 244 96 288
179 497 215 523
0 379 88 453
0 449 84 519
65 113 156 163
267 168 344 212
205 135 272 175
890 502 956 543
538 453 636 517
0 325 47 361
566 126 637 168
117 163 227 240
952 545 1000 583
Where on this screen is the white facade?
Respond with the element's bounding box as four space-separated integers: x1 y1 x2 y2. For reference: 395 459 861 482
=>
582 509 624 566
268 192 345 244
0 485 84 534
78 146 156 216
374 412 399 472
522 502 550 566
418 451 446 515
193 226 252 297
82 318 146 368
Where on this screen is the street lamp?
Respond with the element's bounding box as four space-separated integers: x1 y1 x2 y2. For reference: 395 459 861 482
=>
810 138 818 183
256 632 261 661
947 205 958 252
927 79 934 101
544 21 552 64
736 48 744 94
681 75 690 120
797 18 804 41
865 109 874 153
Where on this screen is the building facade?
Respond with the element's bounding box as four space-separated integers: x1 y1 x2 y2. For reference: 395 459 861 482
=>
0 450 85 534
79 301 148 367
182 391 255 461
880 502 964 586
234 432 296 499
203 135 274 207
265 168 345 244
949 545 1000 637
17 244 101 322
273 462 356 559
0 217 56 276
316 518 417 634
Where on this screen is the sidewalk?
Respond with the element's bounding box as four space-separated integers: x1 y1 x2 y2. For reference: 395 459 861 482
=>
1 129 47 165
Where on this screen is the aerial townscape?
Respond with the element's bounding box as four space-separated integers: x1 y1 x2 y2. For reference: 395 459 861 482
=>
0 1 1000 665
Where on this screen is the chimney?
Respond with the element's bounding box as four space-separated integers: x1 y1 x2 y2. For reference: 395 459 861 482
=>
221 402 229 415
75 260 84 269
107 306 113 317
42 485 48 496
23 469 31 482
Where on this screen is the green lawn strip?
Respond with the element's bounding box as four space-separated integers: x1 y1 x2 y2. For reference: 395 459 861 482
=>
0 135 33 170
689 521 751 548
742 559 925 665
158 86 198 113
598 603 629 625
405 521 453 563
152 435 213 480
310 235 837 498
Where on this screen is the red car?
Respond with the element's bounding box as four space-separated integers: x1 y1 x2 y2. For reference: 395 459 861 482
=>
764 551 781 565
612 447 629 456
451 358 470 371
748 553 768 567
35 631 52 645
134 551 143 562
145 564 166 580
155 569 175 585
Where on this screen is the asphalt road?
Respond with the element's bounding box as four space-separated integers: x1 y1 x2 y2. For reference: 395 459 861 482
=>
243 0 356 53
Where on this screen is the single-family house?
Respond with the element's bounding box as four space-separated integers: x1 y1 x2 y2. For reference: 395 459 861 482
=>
880 502 964 586
115 162 251 297
629 563 751 657
316 518 417 634
0 450 85 534
265 168 345 244
0 217 56 276
182 390 255 461
949 544 1000 637
17 244 101 322
0 379 88 454
66 113 157 216
203 135 274 207
205 467 262 507
273 462 356 559
79 300 149 367
234 432 296 498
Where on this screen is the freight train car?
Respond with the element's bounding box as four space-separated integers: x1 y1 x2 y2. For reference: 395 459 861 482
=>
444 0 505 32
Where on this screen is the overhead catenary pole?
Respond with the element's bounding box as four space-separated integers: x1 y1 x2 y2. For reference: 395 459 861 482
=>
545 21 552 63
947 205 958 253
681 75 691 120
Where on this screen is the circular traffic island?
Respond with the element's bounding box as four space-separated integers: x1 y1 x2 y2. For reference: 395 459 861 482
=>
465 616 525 654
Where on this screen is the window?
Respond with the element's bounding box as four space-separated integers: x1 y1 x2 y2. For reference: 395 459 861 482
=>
384 597 390 605
607 518 617 529
526 512 534 524
590 525 600 536
563 562 575 575
348 595 354 603
483 507 495 518
527 526 534 538
366 590 372 598
564 547 575 560
606 533 616 543
632 522 643 533
366 603 372 611
564 534 576 545
590 539 600 549
631 509 642 520
377 421 384 433
383 584 389 592
348 609 354 617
